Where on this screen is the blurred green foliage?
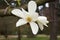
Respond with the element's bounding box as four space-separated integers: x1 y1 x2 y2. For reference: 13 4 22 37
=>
1 37 60 40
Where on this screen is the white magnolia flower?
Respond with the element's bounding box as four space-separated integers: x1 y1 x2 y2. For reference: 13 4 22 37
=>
38 5 43 10
11 1 49 35
45 3 49 8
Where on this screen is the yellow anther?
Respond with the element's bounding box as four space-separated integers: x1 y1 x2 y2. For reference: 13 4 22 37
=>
26 16 32 22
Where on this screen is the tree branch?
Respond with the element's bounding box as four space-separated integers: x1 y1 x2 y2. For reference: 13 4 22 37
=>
0 0 55 16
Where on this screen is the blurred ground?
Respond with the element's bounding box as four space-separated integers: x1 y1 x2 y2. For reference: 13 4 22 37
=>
0 35 60 39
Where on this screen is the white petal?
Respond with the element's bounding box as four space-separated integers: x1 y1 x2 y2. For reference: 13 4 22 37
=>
30 12 39 21
37 22 44 31
37 16 49 27
21 8 28 14
16 19 27 27
11 9 26 18
29 22 39 35
28 1 37 13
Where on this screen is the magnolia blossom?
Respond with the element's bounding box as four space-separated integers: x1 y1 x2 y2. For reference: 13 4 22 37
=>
11 1 49 35
45 3 49 8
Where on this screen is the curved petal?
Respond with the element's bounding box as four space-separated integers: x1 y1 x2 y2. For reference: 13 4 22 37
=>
16 19 27 27
29 22 39 35
37 16 49 27
28 1 37 13
37 21 44 31
21 8 28 14
11 9 26 18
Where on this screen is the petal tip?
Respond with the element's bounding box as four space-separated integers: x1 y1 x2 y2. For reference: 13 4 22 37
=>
47 21 49 23
40 28 44 31
33 32 38 35
16 23 19 27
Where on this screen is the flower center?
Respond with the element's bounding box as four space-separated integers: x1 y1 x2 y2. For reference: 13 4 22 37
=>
26 16 32 22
